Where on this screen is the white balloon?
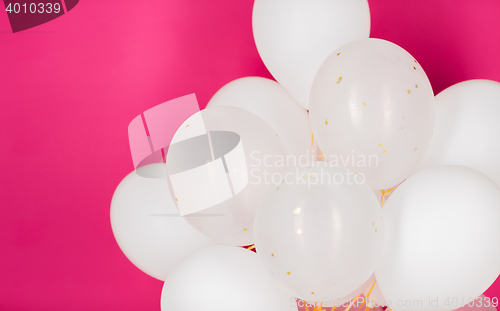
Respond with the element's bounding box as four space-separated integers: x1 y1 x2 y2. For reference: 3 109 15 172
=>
166 106 288 246
252 0 370 109
110 163 216 281
376 165 500 311
254 163 384 302
309 38 435 190
206 77 314 159
416 80 500 187
160 245 296 311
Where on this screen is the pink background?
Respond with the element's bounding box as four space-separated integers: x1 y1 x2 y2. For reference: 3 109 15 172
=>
1 0 499 310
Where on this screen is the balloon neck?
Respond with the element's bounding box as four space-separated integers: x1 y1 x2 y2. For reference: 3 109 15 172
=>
380 188 396 206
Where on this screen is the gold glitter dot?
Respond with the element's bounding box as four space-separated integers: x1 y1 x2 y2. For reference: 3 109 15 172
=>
336 53 340 56
383 150 387 154
175 198 178 201
363 102 367 106
415 84 419 88
271 253 274 257
407 89 412 94
243 228 247 232
415 147 418 151
325 119 328 125
378 143 382 147
413 66 416 70
277 187 280 190
336 76 343 84
311 292 315 295
287 271 291 275
372 222 375 226
375 228 378 232
186 124 190 128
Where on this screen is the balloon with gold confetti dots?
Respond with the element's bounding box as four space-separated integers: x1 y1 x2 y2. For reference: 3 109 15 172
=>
309 38 435 190
254 163 384 302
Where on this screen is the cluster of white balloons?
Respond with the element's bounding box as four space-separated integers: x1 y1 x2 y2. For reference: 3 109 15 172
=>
110 1 500 310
